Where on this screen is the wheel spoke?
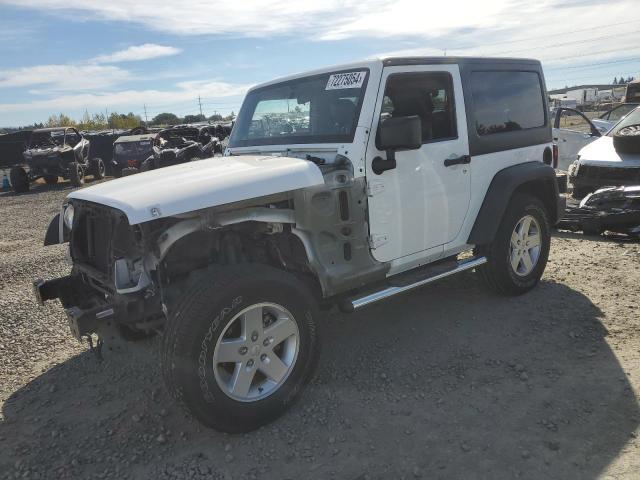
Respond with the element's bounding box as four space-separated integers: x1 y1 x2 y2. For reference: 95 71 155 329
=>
242 307 264 337
230 364 256 397
521 216 532 236
511 251 522 272
521 251 534 273
527 234 541 248
511 231 520 249
258 354 288 383
216 338 246 363
264 318 297 347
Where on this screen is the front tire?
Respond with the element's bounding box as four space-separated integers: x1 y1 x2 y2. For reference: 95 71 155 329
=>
44 175 59 185
161 265 319 433
69 162 85 187
9 167 29 192
90 157 105 179
478 194 550 295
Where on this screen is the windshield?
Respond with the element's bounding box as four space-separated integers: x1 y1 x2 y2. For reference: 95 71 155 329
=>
608 107 640 136
114 141 153 156
29 131 65 149
229 69 369 147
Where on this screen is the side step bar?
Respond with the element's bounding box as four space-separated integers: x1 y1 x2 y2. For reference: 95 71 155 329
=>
341 256 487 312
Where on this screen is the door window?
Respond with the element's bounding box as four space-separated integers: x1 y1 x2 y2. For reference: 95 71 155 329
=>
556 110 594 134
379 72 457 144
606 104 636 122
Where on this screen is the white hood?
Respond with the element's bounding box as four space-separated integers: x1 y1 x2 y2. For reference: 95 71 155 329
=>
68 155 324 224
578 136 640 167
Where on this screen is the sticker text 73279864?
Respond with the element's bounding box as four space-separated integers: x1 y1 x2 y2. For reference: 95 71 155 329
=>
325 71 367 90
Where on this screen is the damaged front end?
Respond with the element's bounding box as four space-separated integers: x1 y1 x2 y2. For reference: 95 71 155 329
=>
34 201 164 341
558 185 640 237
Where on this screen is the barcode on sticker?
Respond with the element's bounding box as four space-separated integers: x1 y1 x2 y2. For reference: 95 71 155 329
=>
326 71 367 90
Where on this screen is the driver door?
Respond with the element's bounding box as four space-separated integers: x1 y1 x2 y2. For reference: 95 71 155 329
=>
365 65 471 263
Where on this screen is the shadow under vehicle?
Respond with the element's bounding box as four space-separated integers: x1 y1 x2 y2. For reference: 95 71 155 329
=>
140 124 223 171
9 127 105 193
111 133 156 177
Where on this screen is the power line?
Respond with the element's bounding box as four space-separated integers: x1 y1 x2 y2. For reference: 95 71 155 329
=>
545 57 640 71
446 19 640 53
489 30 640 57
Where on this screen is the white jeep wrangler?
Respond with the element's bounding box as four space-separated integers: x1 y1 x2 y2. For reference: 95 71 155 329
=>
34 56 564 432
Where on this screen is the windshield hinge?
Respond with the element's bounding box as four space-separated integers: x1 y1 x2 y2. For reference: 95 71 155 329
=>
369 234 389 249
366 180 385 197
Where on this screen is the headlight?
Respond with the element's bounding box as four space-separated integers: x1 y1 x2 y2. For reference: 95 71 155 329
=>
63 204 74 230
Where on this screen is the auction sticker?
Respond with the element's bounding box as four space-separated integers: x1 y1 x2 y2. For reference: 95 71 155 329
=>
326 71 367 90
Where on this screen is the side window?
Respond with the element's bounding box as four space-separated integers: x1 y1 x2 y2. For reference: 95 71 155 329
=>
557 110 593 134
608 104 634 123
379 72 457 143
65 131 80 147
471 71 545 135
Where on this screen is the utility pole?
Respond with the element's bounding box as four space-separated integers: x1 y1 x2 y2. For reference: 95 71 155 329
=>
198 95 204 119
143 104 149 125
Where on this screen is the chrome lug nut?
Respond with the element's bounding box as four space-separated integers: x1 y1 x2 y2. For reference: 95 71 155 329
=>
251 332 259 342
239 346 248 355
263 338 271 347
260 354 267 361
247 359 254 368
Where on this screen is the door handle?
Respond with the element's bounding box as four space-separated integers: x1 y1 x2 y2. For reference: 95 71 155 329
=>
444 155 471 167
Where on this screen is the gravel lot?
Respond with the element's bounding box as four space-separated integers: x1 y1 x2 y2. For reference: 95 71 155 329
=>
1 180 639 480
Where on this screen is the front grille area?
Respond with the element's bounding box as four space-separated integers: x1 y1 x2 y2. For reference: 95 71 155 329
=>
576 165 640 184
72 205 115 274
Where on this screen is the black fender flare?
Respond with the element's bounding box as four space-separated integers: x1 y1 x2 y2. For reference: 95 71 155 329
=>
468 161 564 246
44 213 70 246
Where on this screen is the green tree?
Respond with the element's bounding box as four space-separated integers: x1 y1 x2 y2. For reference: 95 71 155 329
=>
152 112 180 125
45 113 76 127
184 114 206 124
108 112 142 129
208 113 223 122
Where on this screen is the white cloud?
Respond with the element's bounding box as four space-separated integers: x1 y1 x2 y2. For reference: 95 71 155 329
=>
0 44 181 93
91 43 181 63
0 80 249 114
0 64 131 91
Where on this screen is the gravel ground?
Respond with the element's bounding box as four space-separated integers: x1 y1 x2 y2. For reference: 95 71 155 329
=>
1 180 639 480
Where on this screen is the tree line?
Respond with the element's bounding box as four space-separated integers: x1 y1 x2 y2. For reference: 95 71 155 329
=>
16 110 235 132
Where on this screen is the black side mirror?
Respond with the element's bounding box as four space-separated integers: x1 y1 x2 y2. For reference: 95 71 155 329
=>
373 116 422 174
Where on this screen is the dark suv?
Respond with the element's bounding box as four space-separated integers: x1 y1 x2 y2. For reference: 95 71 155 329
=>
112 134 156 177
10 127 105 192
140 125 222 171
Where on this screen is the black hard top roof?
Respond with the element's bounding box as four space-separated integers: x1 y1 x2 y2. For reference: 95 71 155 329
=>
382 56 541 67
32 127 76 133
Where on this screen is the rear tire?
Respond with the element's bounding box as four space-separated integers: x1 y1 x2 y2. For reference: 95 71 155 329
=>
9 167 29 193
44 175 59 185
121 167 139 177
140 158 154 172
161 264 319 433
90 157 105 179
69 162 85 187
477 194 550 295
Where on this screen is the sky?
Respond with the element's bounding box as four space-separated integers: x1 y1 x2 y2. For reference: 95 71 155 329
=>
0 0 639 127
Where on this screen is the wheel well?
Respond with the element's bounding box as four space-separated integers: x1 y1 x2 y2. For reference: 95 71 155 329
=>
159 226 322 301
512 178 558 225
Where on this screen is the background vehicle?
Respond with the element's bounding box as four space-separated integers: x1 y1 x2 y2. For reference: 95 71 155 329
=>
112 134 156 177
591 103 639 133
624 79 640 103
140 125 222 171
553 108 602 171
35 57 563 433
10 127 104 192
567 106 640 198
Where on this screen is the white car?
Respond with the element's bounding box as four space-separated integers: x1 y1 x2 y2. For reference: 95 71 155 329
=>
567 106 640 198
34 56 564 433
591 103 639 134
